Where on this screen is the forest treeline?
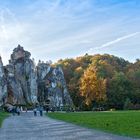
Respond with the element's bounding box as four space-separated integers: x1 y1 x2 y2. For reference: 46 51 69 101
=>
55 54 140 110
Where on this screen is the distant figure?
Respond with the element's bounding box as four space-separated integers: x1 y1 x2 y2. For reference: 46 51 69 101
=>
16 107 20 116
46 107 49 113
39 106 43 116
12 106 16 116
20 106 23 112
25 107 28 113
33 108 37 116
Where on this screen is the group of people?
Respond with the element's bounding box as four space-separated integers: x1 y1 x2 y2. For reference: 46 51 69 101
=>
33 106 44 116
10 106 44 116
11 106 21 116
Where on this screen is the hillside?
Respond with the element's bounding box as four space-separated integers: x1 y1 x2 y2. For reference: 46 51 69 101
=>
55 54 140 110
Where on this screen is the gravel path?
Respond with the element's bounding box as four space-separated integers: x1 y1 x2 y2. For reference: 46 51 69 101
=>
0 112 139 140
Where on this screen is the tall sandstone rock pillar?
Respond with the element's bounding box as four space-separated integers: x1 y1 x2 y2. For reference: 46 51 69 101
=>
37 62 73 108
5 45 38 105
0 45 72 109
0 56 7 106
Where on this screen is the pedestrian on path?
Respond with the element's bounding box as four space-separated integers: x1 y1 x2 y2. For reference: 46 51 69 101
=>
33 108 37 116
25 107 28 112
12 106 16 116
39 106 43 116
46 107 49 113
16 106 21 116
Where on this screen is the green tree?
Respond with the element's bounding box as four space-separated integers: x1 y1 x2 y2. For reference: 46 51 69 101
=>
107 72 133 109
123 98 133 110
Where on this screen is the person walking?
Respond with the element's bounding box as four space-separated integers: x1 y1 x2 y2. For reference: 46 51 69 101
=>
12 106 16 116
46 107 49 113
25 107 28 113
16 106 21 116
39 106 43 116
33 108 37 116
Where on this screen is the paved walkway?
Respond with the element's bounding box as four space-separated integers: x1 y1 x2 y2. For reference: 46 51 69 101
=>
0 112 139 140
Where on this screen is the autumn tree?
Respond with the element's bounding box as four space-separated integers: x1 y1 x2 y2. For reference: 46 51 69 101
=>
55 53 140 110
55 56 93 109
80 66 106 108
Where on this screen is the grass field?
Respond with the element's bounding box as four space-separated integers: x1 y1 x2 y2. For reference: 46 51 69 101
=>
0 111 9 127
48 111 140 138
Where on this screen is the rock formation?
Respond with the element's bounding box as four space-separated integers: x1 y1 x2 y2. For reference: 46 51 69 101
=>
0 56 7 106
5 45 38 105
0 45 72 109
37 62 72 108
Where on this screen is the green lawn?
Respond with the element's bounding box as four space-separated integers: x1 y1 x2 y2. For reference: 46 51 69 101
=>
47 111 140 138
0 111 9 127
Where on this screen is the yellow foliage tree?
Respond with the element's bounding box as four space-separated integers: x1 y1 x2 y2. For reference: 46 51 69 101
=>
80 67 106 106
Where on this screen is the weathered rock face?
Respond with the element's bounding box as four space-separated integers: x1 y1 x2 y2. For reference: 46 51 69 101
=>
5 45 38 105
0 56 7 106
37 62 72 108
0 45 72 108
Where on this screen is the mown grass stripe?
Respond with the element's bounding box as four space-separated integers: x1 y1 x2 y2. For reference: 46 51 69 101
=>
47 111 140 138
0 112 9 127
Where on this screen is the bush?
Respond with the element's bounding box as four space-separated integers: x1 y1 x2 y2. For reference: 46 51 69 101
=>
123 98 133 110
109 108 116 111
130 104 140 110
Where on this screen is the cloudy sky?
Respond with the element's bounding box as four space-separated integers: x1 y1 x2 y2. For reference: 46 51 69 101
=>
0 0 140 65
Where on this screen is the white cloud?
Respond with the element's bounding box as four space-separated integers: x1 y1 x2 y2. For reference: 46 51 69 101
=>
86 32 140 54
0 0 140 64
99 32 140 49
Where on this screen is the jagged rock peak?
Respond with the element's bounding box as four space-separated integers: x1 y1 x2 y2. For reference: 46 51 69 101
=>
0 55 7 106
0 45 73 109
10 44 31 62
0 55 3 64
0 56 4 77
